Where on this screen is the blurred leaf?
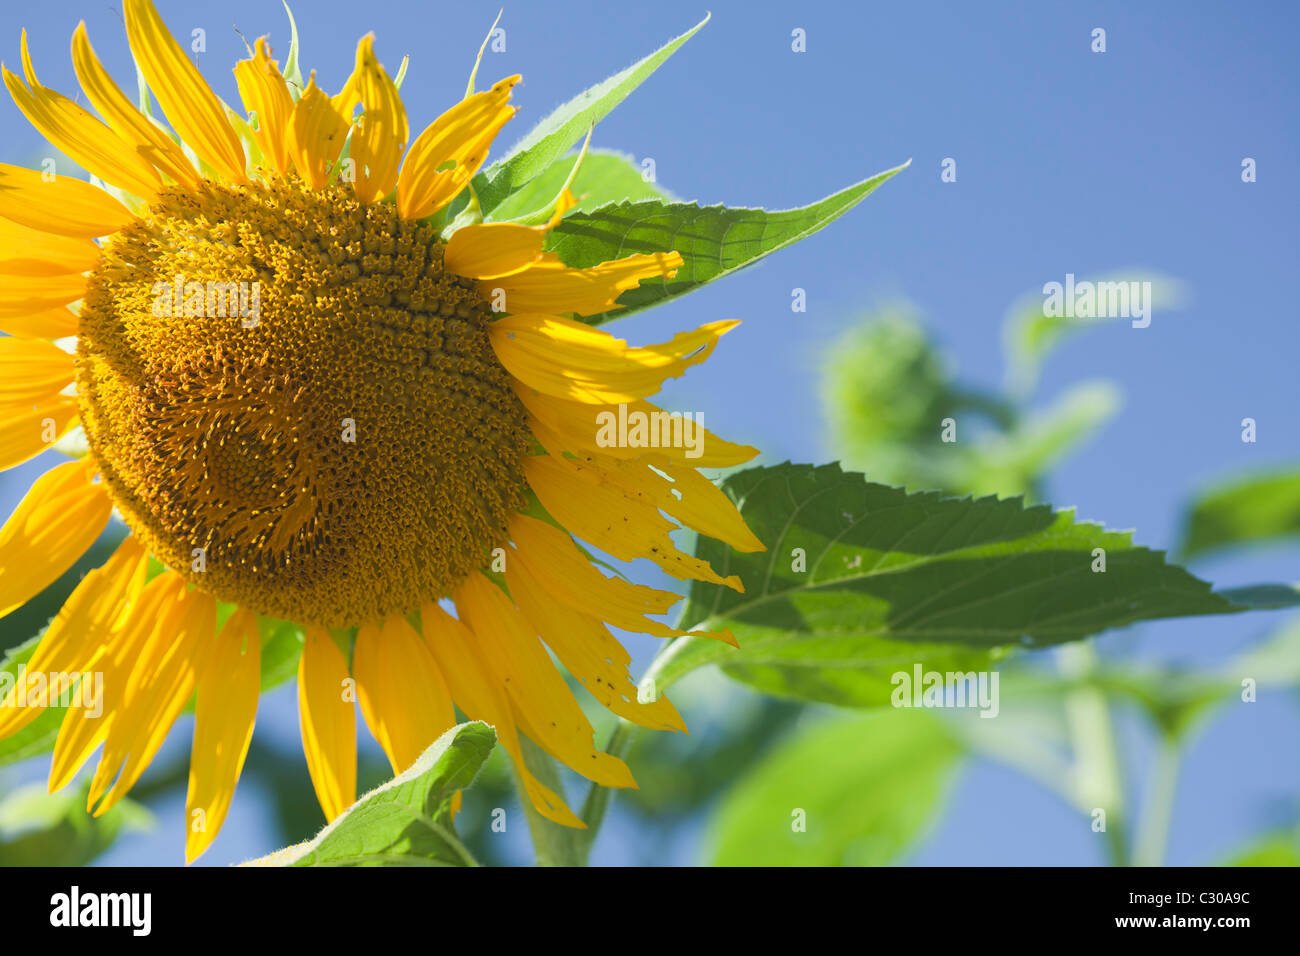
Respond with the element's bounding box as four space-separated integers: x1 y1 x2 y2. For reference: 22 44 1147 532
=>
0 633 66 768
1216 584 1300 610
1222 833 1300 866
709 709 961 865
965 380 1121 498
659 462 1262 702
489 150 669 223
1003 274 1186 394
544 163 909 326
475 15 710 213
1179 469 1300 559
255 617 304 692
248 721 495 867
0 781 151 866
1226 616 1300 687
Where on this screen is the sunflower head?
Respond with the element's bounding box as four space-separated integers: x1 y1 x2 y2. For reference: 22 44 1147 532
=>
77 177 531 627
0 0 762 863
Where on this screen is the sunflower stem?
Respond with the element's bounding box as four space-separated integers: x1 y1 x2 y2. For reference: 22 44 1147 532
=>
513 735 587 867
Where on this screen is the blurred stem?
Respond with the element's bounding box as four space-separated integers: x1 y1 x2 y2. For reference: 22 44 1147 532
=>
1058 642 1129 866
573 637 684 864
513 735 586 867
1133 736 1182 868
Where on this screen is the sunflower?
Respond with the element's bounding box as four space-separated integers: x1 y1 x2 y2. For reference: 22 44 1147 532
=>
0 0 764 861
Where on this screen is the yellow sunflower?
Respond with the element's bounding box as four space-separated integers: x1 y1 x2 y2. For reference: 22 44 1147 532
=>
0 0 763 861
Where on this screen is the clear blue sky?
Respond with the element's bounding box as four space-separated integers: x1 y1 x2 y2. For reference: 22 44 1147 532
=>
0 0 1296 865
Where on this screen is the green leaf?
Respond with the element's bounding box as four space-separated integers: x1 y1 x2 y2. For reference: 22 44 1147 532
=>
544 163 910 326
488 150 669 224
475 15 709 214
1221 832 1300 867
1179 469 1300 559
656 462 1252 703
281 1 305 97
709 708 961 866
1217 583 1300 610
0 634 67 768
964 380 1120 497
1003 274 1186 395
248 721 495 867
0 781 152 866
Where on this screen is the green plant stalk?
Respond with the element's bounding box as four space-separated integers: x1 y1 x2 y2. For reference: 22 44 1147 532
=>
512 735 587 867
572 636 687 864
1059 642 1130 866
1132 736 1182 868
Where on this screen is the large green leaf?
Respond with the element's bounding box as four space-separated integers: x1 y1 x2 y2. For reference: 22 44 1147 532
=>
655 462 1274 704
489 150 669 223
475 15 709 214
709 708 961 866
1179 469 1300 559
248 721 495 867
544 163 909 326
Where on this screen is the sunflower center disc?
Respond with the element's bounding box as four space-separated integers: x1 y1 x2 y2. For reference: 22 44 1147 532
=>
76 179 531 627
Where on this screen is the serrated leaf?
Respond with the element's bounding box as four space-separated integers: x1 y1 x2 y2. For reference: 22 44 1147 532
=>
1179 469 1300 559
656 462 1256 704
544 164 909 326
709 709 960 866
488 150 668 223
247 721 494 867
475 15 709 214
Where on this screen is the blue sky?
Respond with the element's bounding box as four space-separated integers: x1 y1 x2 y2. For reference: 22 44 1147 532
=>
0 0 1296 866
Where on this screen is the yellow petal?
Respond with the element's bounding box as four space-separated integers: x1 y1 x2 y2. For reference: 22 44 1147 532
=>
123 0 247 182
454 573 635 789
483 251 682 317
186 607 259 863
0 161 134 238
444 222 545 280
0 396 78 473
0 308 79 339
508 512 735 644
525 452 744 592
421 601 584 827
0 215 100 276
514 387 759 468
286 73 350 189
0 272 88 318
91 588 216 815
529 432 764 555
71 22 200 191
298 626 355 822
232 37 295 177
491 314 734 403
354 615 454 775
0 535 146 741
0 459 111 618
397 75 519 220
4 33 162 200
332 35 407 203
506 556 686 732
49 570 186 794
0 336 75 401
